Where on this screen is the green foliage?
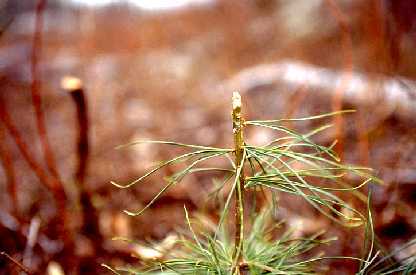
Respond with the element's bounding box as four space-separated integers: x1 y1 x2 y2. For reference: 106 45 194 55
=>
108 210 343 274
359 237 416 275
107 94 384 274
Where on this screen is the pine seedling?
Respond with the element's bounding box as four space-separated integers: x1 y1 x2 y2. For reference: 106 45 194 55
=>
107 92 380 274
358 236 416 275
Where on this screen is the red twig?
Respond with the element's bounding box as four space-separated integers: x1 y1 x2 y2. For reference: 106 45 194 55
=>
0 2 78 272
325 0 353 159
0 17 14 39
0 126 19 216
355 111 369 166
283 84 308 130
0 99 57 191
60 78 105 267
0 98 70 257
30 0 61 181
0 251 34 275
30 3 77 271
368 0 389 71
62 76 102 246
62 77 89 184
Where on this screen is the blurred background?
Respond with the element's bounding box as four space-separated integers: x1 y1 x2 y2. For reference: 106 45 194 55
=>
1 0 416 274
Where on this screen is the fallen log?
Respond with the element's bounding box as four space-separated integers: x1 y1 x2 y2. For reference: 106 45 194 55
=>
226 60 416 122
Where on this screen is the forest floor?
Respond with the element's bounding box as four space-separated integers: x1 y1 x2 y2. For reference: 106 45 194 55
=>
1 1 416 274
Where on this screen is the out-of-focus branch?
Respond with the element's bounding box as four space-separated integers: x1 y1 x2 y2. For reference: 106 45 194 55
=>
226 60 416 123
0 17 14 39
0 98 58 191
0 1 75 270
23 217 41 272
283 84 307 129
0 251 35 275
61 77 89 184
30 2 76 268
0 95 70 258
324 0 354 158
0 126 18 217
30 0 61 181
61 76 102 249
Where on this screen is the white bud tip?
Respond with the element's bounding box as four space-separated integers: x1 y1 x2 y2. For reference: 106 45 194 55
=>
232 91 241 110
61 76 82 91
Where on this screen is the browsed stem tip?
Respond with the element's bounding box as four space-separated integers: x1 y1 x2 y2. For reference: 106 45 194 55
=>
61 76 83 92
123 209 141 216
110 181 127 188
232 91 241 111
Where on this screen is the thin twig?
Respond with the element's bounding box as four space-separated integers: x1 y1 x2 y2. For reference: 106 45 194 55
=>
0 97 72 266
30 3 75 269
31 0 61 181
283 84 308 130
325 0 353 159
0 16 14 39
0 251 34 275
0 1 74 268
61 76 103 247
355 110 370 166
0 126 18 216
61 76 89 184
23 217 41 271
0 98 57 191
